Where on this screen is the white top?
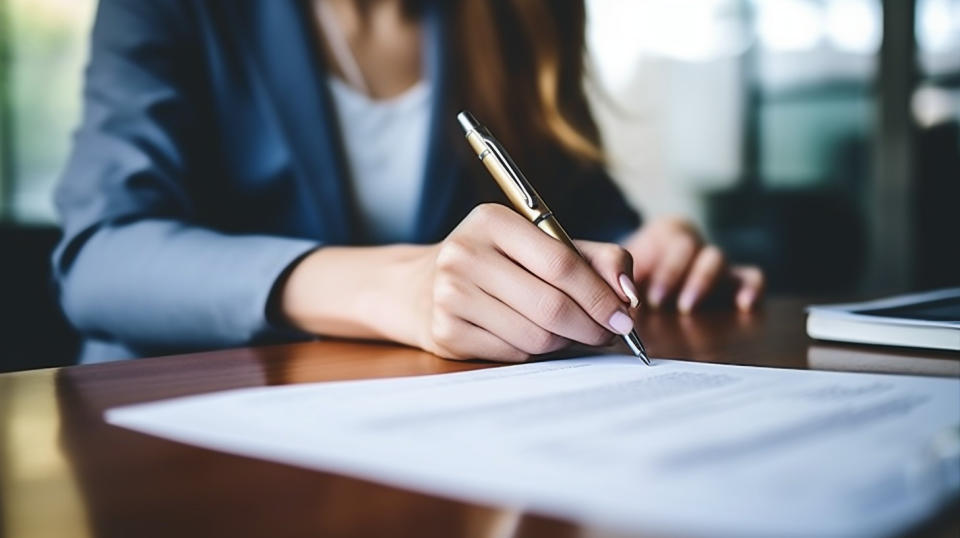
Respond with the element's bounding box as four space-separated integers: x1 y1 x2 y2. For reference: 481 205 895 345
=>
326 76 431 243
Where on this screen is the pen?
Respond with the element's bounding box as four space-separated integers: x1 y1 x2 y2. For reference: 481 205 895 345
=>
457 110 651 365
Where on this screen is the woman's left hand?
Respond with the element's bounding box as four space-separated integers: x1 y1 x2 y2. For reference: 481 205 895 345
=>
622 218 764 313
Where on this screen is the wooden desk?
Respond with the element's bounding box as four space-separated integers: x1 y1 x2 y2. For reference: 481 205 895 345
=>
1 298 957 538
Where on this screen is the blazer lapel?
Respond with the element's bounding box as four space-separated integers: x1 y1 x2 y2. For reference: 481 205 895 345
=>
229 0 355 244
412 2 467 243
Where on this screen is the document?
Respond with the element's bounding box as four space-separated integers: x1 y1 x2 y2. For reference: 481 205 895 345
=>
106 356 960 537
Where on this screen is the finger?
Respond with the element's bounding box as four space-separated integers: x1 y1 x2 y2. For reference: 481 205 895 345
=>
469 247 613 346
677 245 725 313
730 265 765 311
474 205 634 336
624 231 659 285
648 235 699 308
436 279 571 355
627 218 704 287
429 312 529 363
575 240 639 308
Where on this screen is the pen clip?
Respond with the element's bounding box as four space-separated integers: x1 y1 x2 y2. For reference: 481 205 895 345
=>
483 139 538 210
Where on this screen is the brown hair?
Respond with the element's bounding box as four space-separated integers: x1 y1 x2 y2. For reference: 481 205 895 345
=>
447 0 602 168
399 0 602 171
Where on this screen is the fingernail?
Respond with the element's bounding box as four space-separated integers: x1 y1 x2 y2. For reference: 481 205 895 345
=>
678 289 697 313
618 273 640 308
737 290 754 311
648 284 665 308
608 310 634 335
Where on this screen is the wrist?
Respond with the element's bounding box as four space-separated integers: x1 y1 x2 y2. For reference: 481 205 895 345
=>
349 243 437 348
277 244 436 346
269 248 321 330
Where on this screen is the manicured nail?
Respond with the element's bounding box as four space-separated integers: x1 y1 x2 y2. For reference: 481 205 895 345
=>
608 310 634 335
678 289 697 313
648 284 666 308
618 273 640 308
737 290 754 311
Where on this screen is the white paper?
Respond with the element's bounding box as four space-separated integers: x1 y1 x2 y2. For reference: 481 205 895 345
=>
106 357 960 537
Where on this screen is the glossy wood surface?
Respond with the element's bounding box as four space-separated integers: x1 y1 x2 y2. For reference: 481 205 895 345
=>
1 297 957 538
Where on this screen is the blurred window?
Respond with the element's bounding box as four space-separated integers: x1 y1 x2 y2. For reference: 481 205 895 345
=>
915 0 960 131
918 0 960 76
752 0 880 190
585 0 883 206
0 0 95 223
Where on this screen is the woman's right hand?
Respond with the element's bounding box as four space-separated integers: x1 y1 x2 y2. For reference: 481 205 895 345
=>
414 203 639 362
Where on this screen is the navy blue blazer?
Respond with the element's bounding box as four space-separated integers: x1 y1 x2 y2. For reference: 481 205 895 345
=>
53 0 641 363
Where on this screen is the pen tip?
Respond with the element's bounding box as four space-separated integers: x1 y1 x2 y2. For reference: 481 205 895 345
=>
623 331 651 365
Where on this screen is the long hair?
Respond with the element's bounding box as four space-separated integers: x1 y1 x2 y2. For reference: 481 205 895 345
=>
404 0 602 172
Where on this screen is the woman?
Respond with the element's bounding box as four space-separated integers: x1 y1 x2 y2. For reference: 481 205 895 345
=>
54 0 763 364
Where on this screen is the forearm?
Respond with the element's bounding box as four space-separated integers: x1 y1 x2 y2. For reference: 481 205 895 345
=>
277 244 434 348
56 220 320 349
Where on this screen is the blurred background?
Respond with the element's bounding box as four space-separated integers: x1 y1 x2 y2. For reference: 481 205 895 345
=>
0 0 958 371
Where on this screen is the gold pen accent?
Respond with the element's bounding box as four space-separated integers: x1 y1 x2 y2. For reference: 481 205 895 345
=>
457 111 651 365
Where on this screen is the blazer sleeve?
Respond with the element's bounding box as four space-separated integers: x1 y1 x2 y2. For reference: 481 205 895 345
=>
52 0 319 352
